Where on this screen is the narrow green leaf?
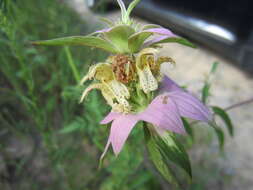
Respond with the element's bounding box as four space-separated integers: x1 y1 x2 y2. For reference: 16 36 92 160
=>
209 121 225 149
155 37 197 48
144 127 179 186
212 106 234 136
59 117 85 134
201 62 219 104
201 82 210 104
60 123 81 134
104 24 135 53
64 46 80 83
182 118 194 141
210 61 220 74
155 131 192 178
214 126 225 149
32 36 118 53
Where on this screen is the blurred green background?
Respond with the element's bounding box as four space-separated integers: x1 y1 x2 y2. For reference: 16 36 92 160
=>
0 0 234 189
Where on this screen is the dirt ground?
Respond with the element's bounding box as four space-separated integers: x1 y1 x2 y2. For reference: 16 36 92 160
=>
69 1 253 189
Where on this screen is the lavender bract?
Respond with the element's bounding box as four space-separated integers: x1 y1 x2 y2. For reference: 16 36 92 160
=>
100 76 211 159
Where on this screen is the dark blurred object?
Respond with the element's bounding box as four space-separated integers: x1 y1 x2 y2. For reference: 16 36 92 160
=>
87 0 253 74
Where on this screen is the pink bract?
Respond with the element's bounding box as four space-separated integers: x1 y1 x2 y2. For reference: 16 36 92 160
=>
100 76 212 159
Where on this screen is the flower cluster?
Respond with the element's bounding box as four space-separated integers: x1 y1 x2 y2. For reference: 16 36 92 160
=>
80 48 175 114
77 0 211 159
33 0 211 162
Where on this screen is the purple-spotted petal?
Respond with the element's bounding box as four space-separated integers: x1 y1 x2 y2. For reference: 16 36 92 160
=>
168 91 212 122
159 76 183 93
100 112 121 125
140 94 186 134
110 114 139 155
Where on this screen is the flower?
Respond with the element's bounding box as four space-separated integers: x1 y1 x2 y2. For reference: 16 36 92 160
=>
99 76 212 159
79 62 132 113
135 48 175 93
79 48 175 113
33 0 205 164
74 0 206 160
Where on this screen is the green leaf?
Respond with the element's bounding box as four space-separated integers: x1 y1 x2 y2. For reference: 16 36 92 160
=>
214 126 225 149
210 61 220 74
104 24 135 53
212 106 234 136
201 62 219 104
154 37 197 48
144 127 179 186
201 82 210 104
60 122 81 134
209 121 225 149
182 118 194 141
59 117 86 134
155 131 192 179
32 36 118 53
128 31 153 53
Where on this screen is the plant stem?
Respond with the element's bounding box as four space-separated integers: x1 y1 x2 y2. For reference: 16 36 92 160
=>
190 97 253 126
64 46 80 83
224 97 253 111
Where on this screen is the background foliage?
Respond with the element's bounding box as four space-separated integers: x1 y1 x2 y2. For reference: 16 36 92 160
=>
0 0 234 189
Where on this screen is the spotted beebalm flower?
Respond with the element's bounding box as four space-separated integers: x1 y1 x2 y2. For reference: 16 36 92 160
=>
99 76 211 159
76 0 211 159
32 0 210 164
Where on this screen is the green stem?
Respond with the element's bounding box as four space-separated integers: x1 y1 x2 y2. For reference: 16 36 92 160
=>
64 46 80 83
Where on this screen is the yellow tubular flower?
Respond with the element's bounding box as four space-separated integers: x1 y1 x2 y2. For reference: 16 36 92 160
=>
80 62 131 113
136 48 158 93
136 48 177 94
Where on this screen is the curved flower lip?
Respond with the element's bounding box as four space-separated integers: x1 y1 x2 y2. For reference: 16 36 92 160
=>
100 76 212 159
